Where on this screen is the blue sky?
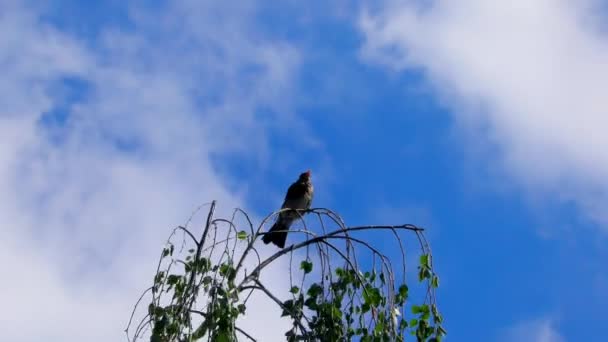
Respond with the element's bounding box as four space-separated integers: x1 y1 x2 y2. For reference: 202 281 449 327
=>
2 1 608 341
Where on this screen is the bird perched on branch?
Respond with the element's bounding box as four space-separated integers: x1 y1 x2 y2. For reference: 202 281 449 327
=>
263 170 314 248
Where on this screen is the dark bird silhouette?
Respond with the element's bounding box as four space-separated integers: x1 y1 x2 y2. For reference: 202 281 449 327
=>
263 170 314 248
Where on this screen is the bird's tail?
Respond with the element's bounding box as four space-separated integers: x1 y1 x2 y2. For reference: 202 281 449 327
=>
262 221 289 248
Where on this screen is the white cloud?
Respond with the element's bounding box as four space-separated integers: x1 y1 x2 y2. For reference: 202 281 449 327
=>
359 0 608 227
0 1 305 341
500 318 565 342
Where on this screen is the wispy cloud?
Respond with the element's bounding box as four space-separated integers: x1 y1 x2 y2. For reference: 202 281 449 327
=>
359 0 608 228
0 1 306 340
500 318 565 342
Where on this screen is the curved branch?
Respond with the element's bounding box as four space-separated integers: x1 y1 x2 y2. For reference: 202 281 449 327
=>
128 203 441 342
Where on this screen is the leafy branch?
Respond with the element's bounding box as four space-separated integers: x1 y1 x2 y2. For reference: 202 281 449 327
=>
126 200 445 341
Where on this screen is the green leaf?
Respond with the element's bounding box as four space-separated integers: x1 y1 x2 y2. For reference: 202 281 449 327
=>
363 286 382 307
304 297 318 310
431 304 442 322
398 284 408 299
153 306 165 317
281 299 294 317
154 271 165 284
192 320 209 340
437 325 448 335
332 305 342 319
219 264 235 280
167 274 181 285
237 230 247 240
290 286 300 294
418 267 432 281
431 275 440 288
300 260 313 274
148 303 155 316
419 254 429 267
215 332 230 342
374 317 385 334
162 244 174 257
166 322 179 335
307 283 323 298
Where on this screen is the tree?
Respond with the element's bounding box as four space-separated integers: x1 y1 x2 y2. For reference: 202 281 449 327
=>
126 201 445 341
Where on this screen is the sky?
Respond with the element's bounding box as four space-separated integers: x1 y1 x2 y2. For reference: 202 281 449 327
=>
1 0 608 341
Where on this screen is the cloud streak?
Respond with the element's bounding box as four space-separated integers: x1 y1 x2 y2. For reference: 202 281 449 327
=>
360 0 608 228
500 318 565 342
0 1 305 340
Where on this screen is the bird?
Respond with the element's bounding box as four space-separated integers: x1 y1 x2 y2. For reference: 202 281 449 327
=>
262 170 314 248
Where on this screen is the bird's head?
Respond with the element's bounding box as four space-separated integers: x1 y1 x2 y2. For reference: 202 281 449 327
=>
299 170 312 182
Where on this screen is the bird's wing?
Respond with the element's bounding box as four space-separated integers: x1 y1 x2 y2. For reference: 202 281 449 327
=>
283 182 303 203
282 182 308 210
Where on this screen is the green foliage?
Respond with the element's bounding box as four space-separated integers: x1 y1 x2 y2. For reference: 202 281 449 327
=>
237 231 248 240
300 260 313 274
127 202 445 342
280 262 445 342
147 250 242 342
